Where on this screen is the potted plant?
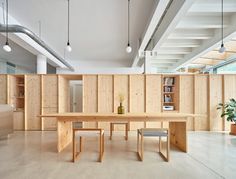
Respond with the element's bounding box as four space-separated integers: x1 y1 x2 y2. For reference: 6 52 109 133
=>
117 93 125 114
217 98 236 135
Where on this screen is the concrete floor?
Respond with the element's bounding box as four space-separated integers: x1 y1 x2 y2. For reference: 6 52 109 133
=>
0 131 235 179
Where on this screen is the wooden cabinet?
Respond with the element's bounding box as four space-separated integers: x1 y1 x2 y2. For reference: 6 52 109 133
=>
0 75 7 104
13 111 24 130
25 75 41 130
42 75 58 130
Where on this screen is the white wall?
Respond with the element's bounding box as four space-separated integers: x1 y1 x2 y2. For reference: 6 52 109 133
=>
57 60 143 74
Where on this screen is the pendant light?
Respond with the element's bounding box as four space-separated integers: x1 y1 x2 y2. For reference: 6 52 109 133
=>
3 0 11 52
65 0 72 52
219 0 225 53
126 0 132 53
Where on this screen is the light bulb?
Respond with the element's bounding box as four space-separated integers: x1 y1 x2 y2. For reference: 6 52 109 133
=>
3 42 11 52
219 44 226 53
126 45 132 53
66 42 72 52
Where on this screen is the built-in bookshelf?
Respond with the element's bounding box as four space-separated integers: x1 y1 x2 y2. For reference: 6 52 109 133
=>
9 75 25 111
162 75 179 112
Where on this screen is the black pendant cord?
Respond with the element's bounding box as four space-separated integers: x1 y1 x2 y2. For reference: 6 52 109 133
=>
67 0 70 45
221 0 223 45
6 0 9 43
127 0 130 46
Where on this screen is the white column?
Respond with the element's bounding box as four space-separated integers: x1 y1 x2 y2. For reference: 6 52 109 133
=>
37 54 47 74
144 52 152 74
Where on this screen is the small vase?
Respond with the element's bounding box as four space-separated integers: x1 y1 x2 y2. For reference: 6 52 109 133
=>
118 103 125 114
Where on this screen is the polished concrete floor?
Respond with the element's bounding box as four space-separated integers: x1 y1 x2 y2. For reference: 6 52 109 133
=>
0 131 235 179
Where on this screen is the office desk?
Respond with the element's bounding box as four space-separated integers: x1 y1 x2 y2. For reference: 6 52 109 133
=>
40 113 201 153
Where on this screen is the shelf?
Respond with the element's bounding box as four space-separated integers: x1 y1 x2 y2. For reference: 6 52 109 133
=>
17 84 24 87
163 85 174 87
163 102 174 104
163 92 174 94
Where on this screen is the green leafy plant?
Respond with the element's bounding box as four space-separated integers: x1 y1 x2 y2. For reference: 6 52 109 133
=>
217 98 236 124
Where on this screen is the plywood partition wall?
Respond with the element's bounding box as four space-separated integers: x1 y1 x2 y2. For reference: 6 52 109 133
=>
129 75 145 130
113 75 129 130
209 75 223 131
179 75 194 130
25 75 41 130
0 75 7 104
97 75 113 130
194 75 209 131
145 75 162 128
223 75 236 130
41 75 58 130
58 76 70 113
83 75 98 128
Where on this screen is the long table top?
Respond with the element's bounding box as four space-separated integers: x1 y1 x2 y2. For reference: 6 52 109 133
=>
40 112 205 122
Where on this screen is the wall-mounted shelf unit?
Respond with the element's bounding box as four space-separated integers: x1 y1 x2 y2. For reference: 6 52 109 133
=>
162 75 179 112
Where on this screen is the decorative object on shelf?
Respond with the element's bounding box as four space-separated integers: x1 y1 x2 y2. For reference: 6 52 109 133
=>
217 98 236 135
65 0 72 52
3 0 11 52
164 94 172 103
163 106 174 111
164 77 174 86
126 0 132 53
118 93 125 114
219 0 226 53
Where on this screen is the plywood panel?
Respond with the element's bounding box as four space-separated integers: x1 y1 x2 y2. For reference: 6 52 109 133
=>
129 75 145 130
83 75 97 128
42 107 58 130
223 75 236 131
58 76 70 113
113 75 129 130
13 111 24 130
25 75 41 130
194 75 209 130
42 75 58 108
145 75 162 128
42 75 58 130
209 75 223 131
179 75 194 130
98 75 113 130
0 75 7 104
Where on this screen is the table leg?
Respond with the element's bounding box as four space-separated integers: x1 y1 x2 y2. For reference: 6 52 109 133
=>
169 121 187 152
57 119 72 152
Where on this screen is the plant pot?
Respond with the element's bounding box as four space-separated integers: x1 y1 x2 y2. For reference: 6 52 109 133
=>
230 124 236 135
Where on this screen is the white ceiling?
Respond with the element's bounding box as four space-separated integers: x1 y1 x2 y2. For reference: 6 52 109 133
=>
8 0 157 66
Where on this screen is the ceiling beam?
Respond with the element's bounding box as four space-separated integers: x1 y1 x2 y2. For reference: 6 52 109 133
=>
151 59 178 63
131 0 170 67
157 47 192 54
152 0 196 51
168 29 213 39
162 39 201 47
170 13 236 71
176 15 229 29
150 54 184 60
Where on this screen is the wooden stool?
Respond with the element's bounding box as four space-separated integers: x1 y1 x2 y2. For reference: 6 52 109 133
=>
73 128 104 162
110 122 129 140
137 128 170 162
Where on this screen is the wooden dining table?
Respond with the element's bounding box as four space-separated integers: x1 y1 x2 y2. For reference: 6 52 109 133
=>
40 112 204 153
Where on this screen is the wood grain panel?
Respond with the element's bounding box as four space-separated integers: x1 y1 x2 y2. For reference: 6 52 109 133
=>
179 75 194 130
42 75 58 130
145 75 162 128
129 75 145 130
194 75 209 130
0 75 7 104
98 75 113 130
83 75 97 128
209 75 223 131
58 76 70 113
13 111 24 130
113 75 129 130
223 75 236 130
25 75 41 130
